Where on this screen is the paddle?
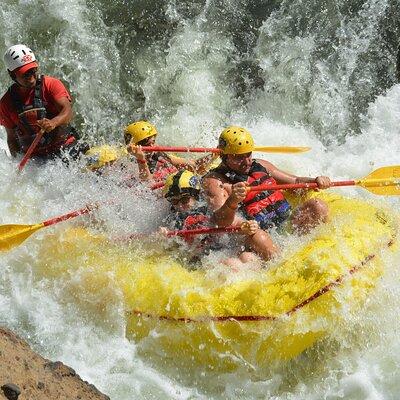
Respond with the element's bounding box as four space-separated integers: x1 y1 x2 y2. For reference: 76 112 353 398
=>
166 225 241 237
150 181 165 190
0 178 170 252
18 128 45 171
123 225 241 242
139 145 311 154
248 166 400 196
0 205 97 252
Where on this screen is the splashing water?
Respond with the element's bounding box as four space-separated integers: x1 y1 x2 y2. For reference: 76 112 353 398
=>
1 0 400 398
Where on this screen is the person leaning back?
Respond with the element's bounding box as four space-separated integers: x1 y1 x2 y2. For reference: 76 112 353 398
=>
0 44 86 160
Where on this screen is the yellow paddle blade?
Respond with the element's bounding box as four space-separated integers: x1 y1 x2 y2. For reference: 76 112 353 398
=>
357 165 400 195
0 223 44 252
254 146 311 153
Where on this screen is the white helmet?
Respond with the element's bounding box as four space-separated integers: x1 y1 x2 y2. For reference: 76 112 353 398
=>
4 44 38 72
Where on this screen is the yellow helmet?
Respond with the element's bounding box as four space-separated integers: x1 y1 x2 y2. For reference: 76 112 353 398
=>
163 170 201 200
124 120 157 145
218 126 255 154
85 145 127 170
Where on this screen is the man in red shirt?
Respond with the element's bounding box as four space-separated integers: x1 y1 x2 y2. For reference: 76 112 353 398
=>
0 44 87 160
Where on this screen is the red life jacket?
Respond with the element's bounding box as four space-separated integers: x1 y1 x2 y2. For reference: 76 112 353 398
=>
169 206 211 246
8 75 76 156
146 152 178 182
164 206 224 258
211 161 287 218
182 214 209 231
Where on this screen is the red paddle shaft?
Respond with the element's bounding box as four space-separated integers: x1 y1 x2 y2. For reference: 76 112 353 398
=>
42 204 98 227
166 225 241 237
18 129 45 171
248 181 357 192
141 146 220 154
150 181 165 190
124 225 241 241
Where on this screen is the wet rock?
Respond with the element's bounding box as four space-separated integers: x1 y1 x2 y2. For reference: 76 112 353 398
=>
44 361 77 377
1 383 21 400
37 381 45 389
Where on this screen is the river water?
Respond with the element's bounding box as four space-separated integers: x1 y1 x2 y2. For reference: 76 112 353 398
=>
1 0 400 398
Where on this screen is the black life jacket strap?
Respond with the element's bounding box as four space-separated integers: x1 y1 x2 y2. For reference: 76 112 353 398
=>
33 75 46 119
146 151 169 174
211 161 276 209
8 75 46 135
9 84 35 137
211 160 271 183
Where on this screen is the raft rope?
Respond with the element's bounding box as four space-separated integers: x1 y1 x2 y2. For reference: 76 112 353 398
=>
128 239 394 323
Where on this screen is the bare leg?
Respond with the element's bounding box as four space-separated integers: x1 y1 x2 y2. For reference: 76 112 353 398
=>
291 198 329 235
221 257 243 272
245 229 279 261
221 252 262 271
238 251 259 263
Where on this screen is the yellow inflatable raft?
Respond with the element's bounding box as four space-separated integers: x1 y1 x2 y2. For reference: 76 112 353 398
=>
36 192 398 371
